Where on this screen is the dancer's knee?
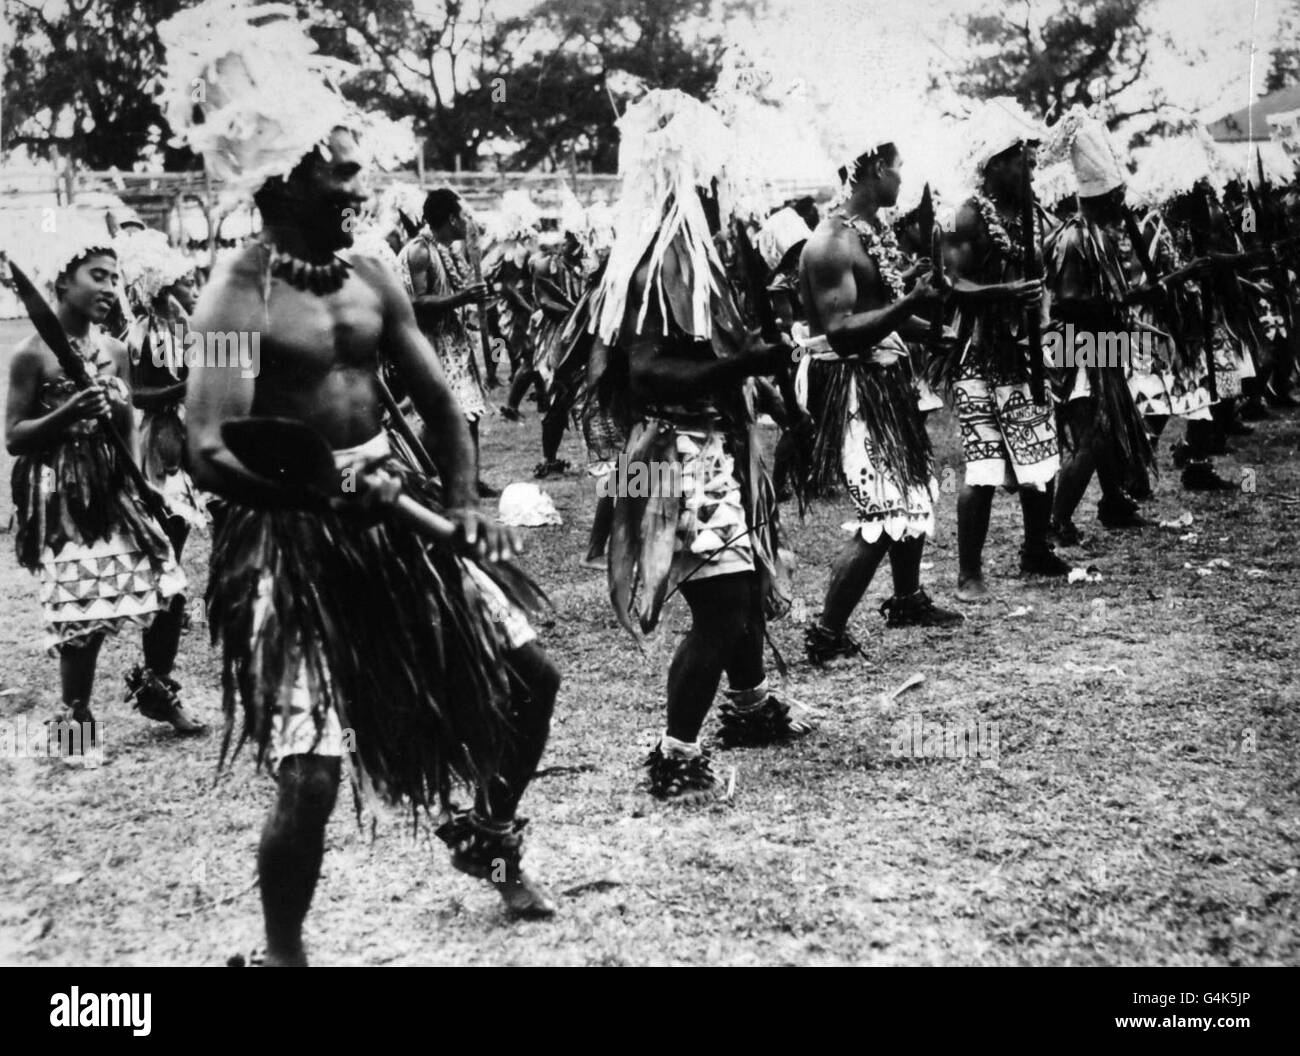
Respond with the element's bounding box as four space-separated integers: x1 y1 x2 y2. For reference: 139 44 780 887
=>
682 573 757 651
507 641 560 726
275 755 341 824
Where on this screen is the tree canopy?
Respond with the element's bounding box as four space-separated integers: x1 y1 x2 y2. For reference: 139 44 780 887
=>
943 0 1165 129
0 0 750 172
2 0 191 169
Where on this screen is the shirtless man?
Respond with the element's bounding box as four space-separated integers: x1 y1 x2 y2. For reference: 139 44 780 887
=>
188 126 560 965
799 141 962 667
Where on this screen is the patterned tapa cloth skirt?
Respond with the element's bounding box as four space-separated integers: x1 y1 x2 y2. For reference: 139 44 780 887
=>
606 413 788 635
13 428 184 655
954 340 1059 489
1125 333 1214 421
670 428 756 582
430 329 487 421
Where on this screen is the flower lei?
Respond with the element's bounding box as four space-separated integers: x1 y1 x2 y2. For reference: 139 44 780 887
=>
971 192 1036 263
434 238 472 292
835 208 907 301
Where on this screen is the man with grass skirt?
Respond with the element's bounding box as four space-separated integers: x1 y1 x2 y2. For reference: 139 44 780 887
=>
589 90 813 802
6 223 200 744
797 137 963 668
162 2 559 966
941 101 1068 602
1040 108 1160 543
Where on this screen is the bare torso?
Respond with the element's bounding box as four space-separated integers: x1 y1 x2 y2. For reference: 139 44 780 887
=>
799 212 890 337
196 244 388 449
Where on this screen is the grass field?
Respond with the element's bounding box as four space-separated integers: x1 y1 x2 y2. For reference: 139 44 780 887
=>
0 314 1296 965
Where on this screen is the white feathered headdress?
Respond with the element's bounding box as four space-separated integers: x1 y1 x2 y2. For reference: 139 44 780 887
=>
159 1 356 195
964 97 1045 183
558 189 588 240
590 90 737 342
707 46 770 220
115 229 193 303
557 189 614 260
1035 159 1078 209
378 182 425 239
1128 126 1237 208
18 210 119 301
351 112 419 173
486 189 542 246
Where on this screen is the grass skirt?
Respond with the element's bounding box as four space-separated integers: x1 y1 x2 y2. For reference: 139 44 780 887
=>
206 444 547 809
804 354 934 500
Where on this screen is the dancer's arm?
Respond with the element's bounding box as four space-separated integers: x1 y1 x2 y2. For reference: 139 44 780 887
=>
407 240 485 326
367 255 519 562
944 202 1043 306
803 226 937 354
625 263 790 403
